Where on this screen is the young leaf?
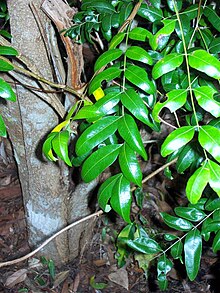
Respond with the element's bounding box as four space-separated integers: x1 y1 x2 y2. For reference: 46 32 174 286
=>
81 144 121 182
125 46 153 65
125 65 155 95
128 27 152 42
90 275 108 290
208 160 220 196
157 255 173 291
75 116 120 156
121 88 155 129
137 3 163 22
152 89 188 122
212 230 220 253
110 174 131 223
52 131 72 166
0 114 6 137
126 237 162 254
98 174 122 212
193 87 220 118
88 67 121 95
152 53 184 80
160 212 193 231
119 143 142 187
189 50 220 79
174 207 206 222
161 126 195 157
198 126 220 163
0 46 18 56
118 113 147 160
94 48 123 71
186 162 210 204
184 228 202 281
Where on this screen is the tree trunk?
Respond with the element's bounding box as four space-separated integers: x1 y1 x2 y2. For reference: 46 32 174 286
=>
2 0 96 265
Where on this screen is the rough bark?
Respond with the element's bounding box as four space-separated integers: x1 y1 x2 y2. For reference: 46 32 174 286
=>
1 0 97 264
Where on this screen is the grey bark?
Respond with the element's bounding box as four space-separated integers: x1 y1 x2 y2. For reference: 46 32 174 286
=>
1 0 97 264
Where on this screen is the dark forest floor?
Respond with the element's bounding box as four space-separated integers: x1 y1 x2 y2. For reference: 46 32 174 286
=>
0 137 219 293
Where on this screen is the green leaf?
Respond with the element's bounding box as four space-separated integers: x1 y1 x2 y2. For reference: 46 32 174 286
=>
48 259 55 279
209 37 220 54
171 241 183 262
121 88 155 129
109 32 125 49
76 116 120 156
153 89 187 122
110 174 131 223
161 126 195 157
125 65 155 95
116 224 134 267
164 234 178 241
52 131 72 166
186 162 210 204
203 6 220 32
0 115 6 137
201 218 212 241
193 87 220 118
137 3 163 22
167 0 182 11
126 237 162 254
94 49 123 71
198 125 220 163
205 197 220 211
189 50 220 79
0 58 14 71
95 91 121 114
118 113 147 160
176 142 197 173
82 1 115 14
73 105 101 120
208 160 220 196
88 67 121 95
184 229 202 281
125 46 153 65
90 276 108 290
128 27 153 42
174 207 206 222
152 53 184 79
98 174 121 212
81 144 121 182
0 46 18 56
119 143 142 187
157 255 173 291
202 220 220 234
134 187 144 209
160 212 193 231
150 19 177 50
212 230 220 253
42 133 57 162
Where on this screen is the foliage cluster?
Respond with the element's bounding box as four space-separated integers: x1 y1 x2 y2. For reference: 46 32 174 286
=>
1 0 220 290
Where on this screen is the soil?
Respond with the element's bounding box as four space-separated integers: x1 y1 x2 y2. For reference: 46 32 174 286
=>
0 137 220 293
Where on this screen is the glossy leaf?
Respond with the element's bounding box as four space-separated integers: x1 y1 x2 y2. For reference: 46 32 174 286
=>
0 46 18 56
73 105 101 120
160 212 193 231
189 50 220 79
94 49 123 71
176 143 197 173
109 32 125 49
150 19 176 50
0 78 16 101
205 198 220 211
209 37 220 54
204 6 220 32
186 162 210 204
208 160 220 196
167 0 182 11
110 174 131 223
174 207 206 222
171 240 183 262
88 67 121 95
0 58 14 71
95 91 121 114
212 230 220 253
121 88 154 128
76 116 120 156
161 126 195 157
119 143 142 187
184 229 202 281
164 234 178 241
137 3 163 22
153 89 187 122
52 131 72 166
134 188 144 209
118 113 147 160
81 144 121 182
201 218 212 241
128 27 152 42
125 46 153 65
193 87 220 118
152 53 184 80
125 65 155 95
82 1 115 14
157 255 173 291
202 221 220 234
198 126 220 163
98 174 121 212
0 115 6 137
42 133 58 162
126 237 162 254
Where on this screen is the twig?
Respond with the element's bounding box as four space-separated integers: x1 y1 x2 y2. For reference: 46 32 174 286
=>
0 210 103 268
